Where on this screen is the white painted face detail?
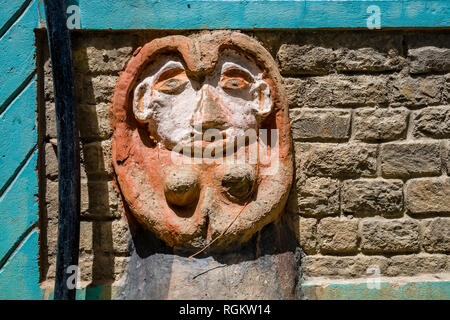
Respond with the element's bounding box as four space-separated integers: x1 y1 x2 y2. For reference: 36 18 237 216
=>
132 50 272 154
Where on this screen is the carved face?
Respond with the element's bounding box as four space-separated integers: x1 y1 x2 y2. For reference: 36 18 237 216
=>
133 50 272 155
111 32 293 252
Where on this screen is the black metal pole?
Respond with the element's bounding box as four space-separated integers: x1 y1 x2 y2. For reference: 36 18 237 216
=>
43 0 80 300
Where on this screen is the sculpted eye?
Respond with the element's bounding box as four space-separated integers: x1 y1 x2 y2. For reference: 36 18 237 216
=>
158 78 186 94
221 78 249 90
220 68 253 91
153 68 188 94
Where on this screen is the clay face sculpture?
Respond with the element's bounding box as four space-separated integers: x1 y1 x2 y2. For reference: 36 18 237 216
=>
111 31 293 252
132 50 272 156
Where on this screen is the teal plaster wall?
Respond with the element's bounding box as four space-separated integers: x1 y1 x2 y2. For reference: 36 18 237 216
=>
301 281 450 300
0 0 42 300
79 0 450 30
0 0 449 300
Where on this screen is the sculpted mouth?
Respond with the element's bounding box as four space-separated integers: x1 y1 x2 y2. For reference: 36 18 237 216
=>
190 127 229 143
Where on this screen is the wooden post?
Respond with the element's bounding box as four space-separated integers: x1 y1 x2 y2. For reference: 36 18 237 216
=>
43 0 80 300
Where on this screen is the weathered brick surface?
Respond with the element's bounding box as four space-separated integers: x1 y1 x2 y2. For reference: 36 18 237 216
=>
408 47 450 74
447 142 450 175
82 140 113 176
295 143 377 178
290 109 350 141
277 32 404 75
302 255 390 278
277 44 334 75
75 75 118 105
78 103 112 140
412 106 450 139
360 219 420 254
80 179 123 219
342 179 403 217
303 253 449 278
291 216 317 254
72 34 134 74
385 254 449 277
353 108 408 142
317 218 358 254
44 142 58 180
406 178 450 214
380 142 441 178
45 101 57 138
421 218 450 253
93 219 131 255
390 75 445 107
296 177 340 217
284 75 388 108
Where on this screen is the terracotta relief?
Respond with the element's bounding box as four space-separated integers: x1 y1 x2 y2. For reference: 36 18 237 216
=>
111 31 293 252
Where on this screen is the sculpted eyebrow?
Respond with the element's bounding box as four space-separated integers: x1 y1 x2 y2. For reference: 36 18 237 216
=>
222 67 254 82
156 67 186 82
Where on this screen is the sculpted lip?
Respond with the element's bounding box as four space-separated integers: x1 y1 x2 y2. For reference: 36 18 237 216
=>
190 128 228 142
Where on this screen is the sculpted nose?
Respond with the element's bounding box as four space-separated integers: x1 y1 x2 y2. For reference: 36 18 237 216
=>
191 89 226 130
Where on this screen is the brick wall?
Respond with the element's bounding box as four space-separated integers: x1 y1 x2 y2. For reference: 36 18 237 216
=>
38 30 450 288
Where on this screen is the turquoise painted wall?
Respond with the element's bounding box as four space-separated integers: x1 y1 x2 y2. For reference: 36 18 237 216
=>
0 0 449 300
0 0 42 300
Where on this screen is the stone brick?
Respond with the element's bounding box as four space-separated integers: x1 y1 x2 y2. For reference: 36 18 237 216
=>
360 219 420 254
302 255 390 278
447 142 450 175
386 254 449 277
296 177 340 216
390 76 445 107
291 216 317 254
113 257 131 281
72 37 133 74
78 103 112 140
76 75 118 105
380 142 441 178
80 179 122 219
45 101 57 138
45 142 58 180
342 179 403 217
295 143 377 178
93 219 131 255
79 221 93 253
317 218 358 254
421 218 450 253
290 109 351 141
44 59 54 102
41 251 93 283
277 33 404 74
334 47 404 73
408 47 450 74
45 180 59 221
82 140 112 176
277 44 334 75
45 215 59 257
353 108 408 142
412 106 450 139
284 75 388 108
406 178 450 214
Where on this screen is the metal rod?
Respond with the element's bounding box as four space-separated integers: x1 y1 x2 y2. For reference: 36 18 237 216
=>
43 0 80 300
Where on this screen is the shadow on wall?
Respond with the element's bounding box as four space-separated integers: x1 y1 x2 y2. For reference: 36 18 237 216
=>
37 30 126 298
